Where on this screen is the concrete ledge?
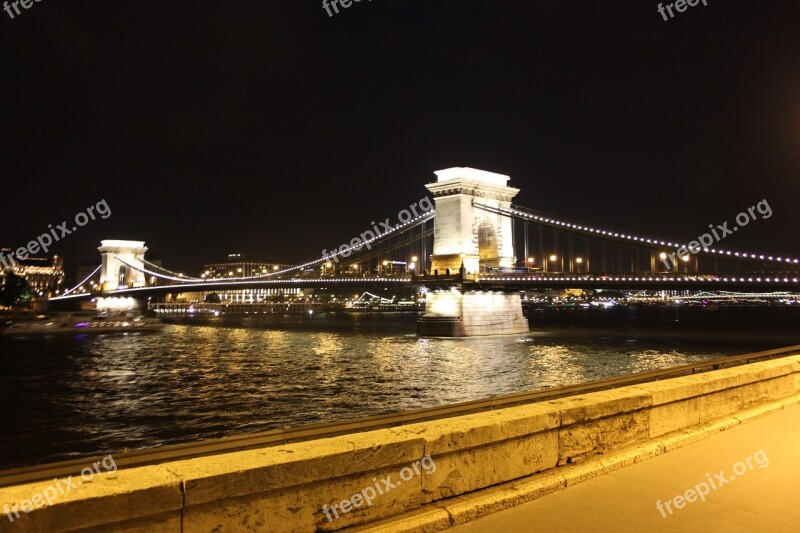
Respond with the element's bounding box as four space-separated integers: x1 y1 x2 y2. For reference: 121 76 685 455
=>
357 392 800 532
0 465 182 533
1 355 798 532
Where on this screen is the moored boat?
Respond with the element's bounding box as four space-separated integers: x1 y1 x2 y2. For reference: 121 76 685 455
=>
1 313 164 336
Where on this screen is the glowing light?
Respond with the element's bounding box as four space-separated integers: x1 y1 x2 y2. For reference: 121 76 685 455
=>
96 297 137 311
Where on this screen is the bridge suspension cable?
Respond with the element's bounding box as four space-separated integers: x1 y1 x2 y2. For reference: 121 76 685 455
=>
142 258 203 281
246 209 435 280
111 209 435 286
191 209 435 283
114 256 198 284
60 265 101 296
474 201 800 267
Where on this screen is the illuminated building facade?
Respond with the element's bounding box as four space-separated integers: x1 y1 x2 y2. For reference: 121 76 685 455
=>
0 248 65 296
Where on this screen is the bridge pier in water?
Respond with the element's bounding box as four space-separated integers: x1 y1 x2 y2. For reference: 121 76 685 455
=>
417 289 529 336
418 168 529 336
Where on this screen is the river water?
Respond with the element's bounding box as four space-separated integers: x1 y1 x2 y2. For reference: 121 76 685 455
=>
1 305 799 470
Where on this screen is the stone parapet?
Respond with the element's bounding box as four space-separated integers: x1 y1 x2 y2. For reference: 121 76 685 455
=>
2 355 799 532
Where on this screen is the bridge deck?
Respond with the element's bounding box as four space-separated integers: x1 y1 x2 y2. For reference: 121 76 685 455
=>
50 271 800 302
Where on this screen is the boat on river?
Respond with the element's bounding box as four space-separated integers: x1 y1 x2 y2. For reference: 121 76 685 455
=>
1 312 164 336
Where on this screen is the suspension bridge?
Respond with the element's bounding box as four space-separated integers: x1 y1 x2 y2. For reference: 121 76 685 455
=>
49 168 799 333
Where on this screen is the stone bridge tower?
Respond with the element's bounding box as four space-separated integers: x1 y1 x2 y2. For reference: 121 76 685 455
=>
419 168 529 337
98 240 148 292
425 167 519 274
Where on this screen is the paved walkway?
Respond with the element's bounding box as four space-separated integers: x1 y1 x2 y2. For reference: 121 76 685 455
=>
451 402 800 533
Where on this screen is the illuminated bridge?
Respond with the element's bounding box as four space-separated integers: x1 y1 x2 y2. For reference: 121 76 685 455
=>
50 168 800 310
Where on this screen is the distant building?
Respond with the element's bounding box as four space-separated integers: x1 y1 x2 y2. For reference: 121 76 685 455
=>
0 248 64 296
192 254 295 305
201 253 291 279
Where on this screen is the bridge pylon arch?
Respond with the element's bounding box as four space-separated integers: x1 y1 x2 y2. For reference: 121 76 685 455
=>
425 167 519 274
98 240 148 292
419 168 529 337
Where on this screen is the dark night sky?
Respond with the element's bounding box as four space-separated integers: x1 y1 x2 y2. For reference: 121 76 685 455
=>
2 1 799 271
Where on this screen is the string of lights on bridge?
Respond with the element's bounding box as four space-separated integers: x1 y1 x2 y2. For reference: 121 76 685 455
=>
477 274 799 284
116 210 436 285
60 265 101 296
52 273 800 301
483 203 800 266
107 277 411 292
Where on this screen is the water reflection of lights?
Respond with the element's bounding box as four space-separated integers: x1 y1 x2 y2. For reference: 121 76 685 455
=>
9 307 785 468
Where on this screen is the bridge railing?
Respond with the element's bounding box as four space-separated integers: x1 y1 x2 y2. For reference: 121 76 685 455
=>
474 271 800 281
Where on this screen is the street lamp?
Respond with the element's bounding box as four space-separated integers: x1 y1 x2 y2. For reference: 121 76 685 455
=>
659 252 669 272
680 253 690 273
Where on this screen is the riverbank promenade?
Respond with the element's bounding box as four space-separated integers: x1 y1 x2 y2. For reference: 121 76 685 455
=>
450 401 800 533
